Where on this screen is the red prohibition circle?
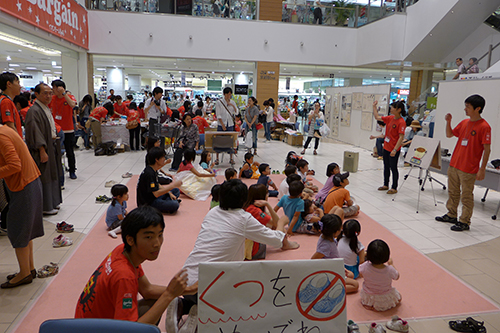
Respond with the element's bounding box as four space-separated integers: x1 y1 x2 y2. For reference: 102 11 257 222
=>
295 270 346 321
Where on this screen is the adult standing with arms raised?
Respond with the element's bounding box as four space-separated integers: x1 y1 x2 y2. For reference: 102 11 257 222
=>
436 95 491 232
25 83 62 216
372 100 406 194
301 102 324 155
215 87 238 165
245 96 259 155
0 124 44 288
50 79 78 180
145 87 166 139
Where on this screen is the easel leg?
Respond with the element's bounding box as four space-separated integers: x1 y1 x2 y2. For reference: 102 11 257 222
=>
393 165 414 202
482 189 489 202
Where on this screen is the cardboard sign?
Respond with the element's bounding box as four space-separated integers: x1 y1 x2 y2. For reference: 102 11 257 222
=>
0 0 89 49
404 136 441 170
198 259 347 333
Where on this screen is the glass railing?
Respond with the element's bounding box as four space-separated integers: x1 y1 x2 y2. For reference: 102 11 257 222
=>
86 0 418 26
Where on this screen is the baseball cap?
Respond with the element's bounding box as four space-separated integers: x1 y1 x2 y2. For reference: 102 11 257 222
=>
333 172 350 187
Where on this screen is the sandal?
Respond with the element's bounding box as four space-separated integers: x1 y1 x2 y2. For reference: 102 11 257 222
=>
467 318 486 333
52 234 73 248
37 262 59 278
449 320 474 333
230 159 235 165
300 149 306 155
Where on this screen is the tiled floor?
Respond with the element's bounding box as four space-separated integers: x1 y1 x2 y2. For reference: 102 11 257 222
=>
1 133 500 332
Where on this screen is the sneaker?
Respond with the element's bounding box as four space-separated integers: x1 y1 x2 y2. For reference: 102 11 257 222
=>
52 234 73 248
179 304 197 333
43 209 59 215
69 172 77 180
386 316 409 332
165 297 183 333
108 230 117 238
369 323 386 333
378 186 389 191
387 189 398 194
451 222 470 232
56 221 74 233
105 180 117 188
122 172 133 178
348 319 361 333
435 214 458 224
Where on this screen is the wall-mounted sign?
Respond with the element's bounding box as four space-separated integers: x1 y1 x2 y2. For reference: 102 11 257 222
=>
0 0 89 49
19 75 34 79
398 89 410 95
234 84 249 95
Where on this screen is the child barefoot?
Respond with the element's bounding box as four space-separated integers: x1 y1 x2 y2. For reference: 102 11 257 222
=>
199 150 215 173
105 184 128 238
337 219 365 279
178 149 215 178
360 239 401 311
311 214 359 294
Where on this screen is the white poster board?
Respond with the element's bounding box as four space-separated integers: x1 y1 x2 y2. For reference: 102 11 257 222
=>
404 136 441 170
362 94 375 112
361 112 373 131
198 260 347 333
352 92 363 111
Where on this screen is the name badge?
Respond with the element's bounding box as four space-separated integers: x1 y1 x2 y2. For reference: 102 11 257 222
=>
461 139 468 146
385 137 390 143
55 115 62 120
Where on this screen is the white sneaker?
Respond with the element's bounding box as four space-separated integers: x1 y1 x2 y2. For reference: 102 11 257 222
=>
386 316 409 332
369 323 386 333
165 297 182 333
179 304 197 333
43 209 59 215
108 230 117 238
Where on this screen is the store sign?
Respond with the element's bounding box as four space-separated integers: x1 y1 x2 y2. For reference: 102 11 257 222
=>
259 70 277 81
398 89 410 95
0 0 89 49
234 84 248 95
19 74 34 79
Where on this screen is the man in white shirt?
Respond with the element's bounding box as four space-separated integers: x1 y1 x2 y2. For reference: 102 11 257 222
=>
214 87 239 164
144 86 167 138
165 179 299 333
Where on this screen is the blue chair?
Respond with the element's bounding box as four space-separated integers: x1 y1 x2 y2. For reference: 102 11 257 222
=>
39 318 161 333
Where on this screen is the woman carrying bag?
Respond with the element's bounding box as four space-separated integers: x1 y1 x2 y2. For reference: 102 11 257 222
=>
301 102 324 155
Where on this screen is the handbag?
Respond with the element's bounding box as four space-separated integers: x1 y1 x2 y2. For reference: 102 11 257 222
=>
126 120 139 130
245 130 253 149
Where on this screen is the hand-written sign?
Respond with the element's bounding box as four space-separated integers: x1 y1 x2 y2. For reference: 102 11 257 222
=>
198 259 346 333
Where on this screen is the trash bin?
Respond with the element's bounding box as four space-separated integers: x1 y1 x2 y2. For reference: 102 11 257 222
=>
343 151 359 173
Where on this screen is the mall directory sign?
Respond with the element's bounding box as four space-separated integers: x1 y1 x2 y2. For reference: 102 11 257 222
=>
0 0 89 49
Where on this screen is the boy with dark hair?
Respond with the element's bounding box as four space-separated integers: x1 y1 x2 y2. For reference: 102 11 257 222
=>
137 147 182 214
0 72 23 137
322 172 359 220
279 165 298 199
168 179 299 332
436 94 491 232
75 206 194 325
257 163 279 197
296 159 318 192
274 180 306 235
224 167 237 181
239 152 260 179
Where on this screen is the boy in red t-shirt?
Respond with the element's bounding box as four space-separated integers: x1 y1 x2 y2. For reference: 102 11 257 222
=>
436 94 491 231
50 79 78 179
372 100 407 194
113 95 130 119
0 72 23 137
75 206 195 325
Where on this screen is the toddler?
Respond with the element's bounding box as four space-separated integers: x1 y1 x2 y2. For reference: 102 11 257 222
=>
178 149 215 178
315 162 340 204
239 152 260 179
225 167 237 181
105 184 128 238
199 150 215 173
311 214 359 294
296 159 318 193
257 163 279 197
337 219 365 279
274 180 305 235
300 199 323 234
360 239 401 311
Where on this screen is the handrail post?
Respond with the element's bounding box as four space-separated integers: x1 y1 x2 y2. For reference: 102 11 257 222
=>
487 44 493 68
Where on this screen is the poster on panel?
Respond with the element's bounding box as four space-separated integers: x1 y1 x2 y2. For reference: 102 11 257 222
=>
352 93 363 111
330 94 340 137
375 94 389 115
361 112 373 131
198 259 347 333
362 94 375 112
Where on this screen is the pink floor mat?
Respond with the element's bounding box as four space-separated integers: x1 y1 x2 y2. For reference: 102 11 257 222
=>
12 175 499 332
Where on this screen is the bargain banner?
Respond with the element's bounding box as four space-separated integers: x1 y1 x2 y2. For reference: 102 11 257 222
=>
0 0 89 49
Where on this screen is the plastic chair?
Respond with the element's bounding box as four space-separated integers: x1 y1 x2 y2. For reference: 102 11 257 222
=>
39 318 161 333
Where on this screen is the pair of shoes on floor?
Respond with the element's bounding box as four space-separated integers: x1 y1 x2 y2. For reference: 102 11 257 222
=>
386 316 409 332
7 268 37 281
69 172 77 180
122 172 133 178
37 262 59 278
378 186 389 191
449 317 486 332
96 195 112 203
105 180 118 187
56 221 74 233
165 297 198 333
387 188 397 194
52 234 73 248
1 273 33 289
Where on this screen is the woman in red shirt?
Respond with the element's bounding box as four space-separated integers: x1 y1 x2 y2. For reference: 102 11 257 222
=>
242 184 289 260
113 95 129 119
372 100 407 194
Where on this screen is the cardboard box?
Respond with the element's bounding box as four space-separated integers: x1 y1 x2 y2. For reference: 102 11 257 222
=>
286 133 303 147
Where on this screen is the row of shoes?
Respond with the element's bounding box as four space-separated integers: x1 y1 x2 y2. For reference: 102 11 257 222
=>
352 316 409 333
1 262 59 289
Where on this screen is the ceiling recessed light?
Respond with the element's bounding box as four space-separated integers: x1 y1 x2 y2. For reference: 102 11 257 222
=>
42 69 51 72
6 56 11 61
26 66 37 70
179 71 182 73
51 61 56 66
8 68 14 71
53 65 62 69
96 68 106 71
54 71 62 74
9 64 19 67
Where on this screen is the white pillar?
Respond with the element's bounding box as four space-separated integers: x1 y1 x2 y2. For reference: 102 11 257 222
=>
127 74 141 92
106 67 125 97
62 53 79 100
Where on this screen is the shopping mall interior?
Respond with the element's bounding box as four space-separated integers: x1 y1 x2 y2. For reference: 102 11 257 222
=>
2 0 500 332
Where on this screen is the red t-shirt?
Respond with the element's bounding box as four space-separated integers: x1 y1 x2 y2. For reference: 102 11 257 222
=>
166 107 173 118
75 244 145 321
245 204 272 257
292 100 299 112
127 110 141 124
90 107 109 121
113 103 129 119
0 95 23 137
123 101 131 108
178 106 185 117
19 106 30 122
137 107 146 119
193 116 209 134
50 94 77 132
450 118 491 174
382 115 406 152
178 161 194 172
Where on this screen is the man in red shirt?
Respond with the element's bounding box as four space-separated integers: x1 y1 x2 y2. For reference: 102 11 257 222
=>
436 95 491 231
50 80 78 180
0 72 23 138
75 206 195 325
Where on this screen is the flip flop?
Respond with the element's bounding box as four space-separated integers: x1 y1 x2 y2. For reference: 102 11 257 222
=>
449 320 474 333
466 318 487 333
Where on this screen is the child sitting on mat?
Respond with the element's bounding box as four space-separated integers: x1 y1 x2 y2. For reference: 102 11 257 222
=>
210 184 221 209
279 165 298 199
199 150 215 174
274 180 308 235
225 167 237 181
257 163 279 197
337 219 365 279
360 239 401 311
296 159 318 193
311 214 359 294
239 152 260 179
106 184 128 238
178 149 215 178
316 162 340 204
300 199 323 234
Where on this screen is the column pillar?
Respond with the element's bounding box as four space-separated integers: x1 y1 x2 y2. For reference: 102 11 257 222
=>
87 53 94 101
256 62 279 109
106 67 125 97
408 70 423 106
259 0 281 21
127 74 142 91
62 53 79 100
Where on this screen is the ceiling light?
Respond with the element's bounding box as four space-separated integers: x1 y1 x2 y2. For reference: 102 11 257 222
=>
53 65 62 69
54 71 62 74
212 71 215 74
8 68 15 71
9 64 20 67
96 68 106 71
0 32 61 56
26 66 37 70
6 56 11 61
52 61 57 66
42 69 51 72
